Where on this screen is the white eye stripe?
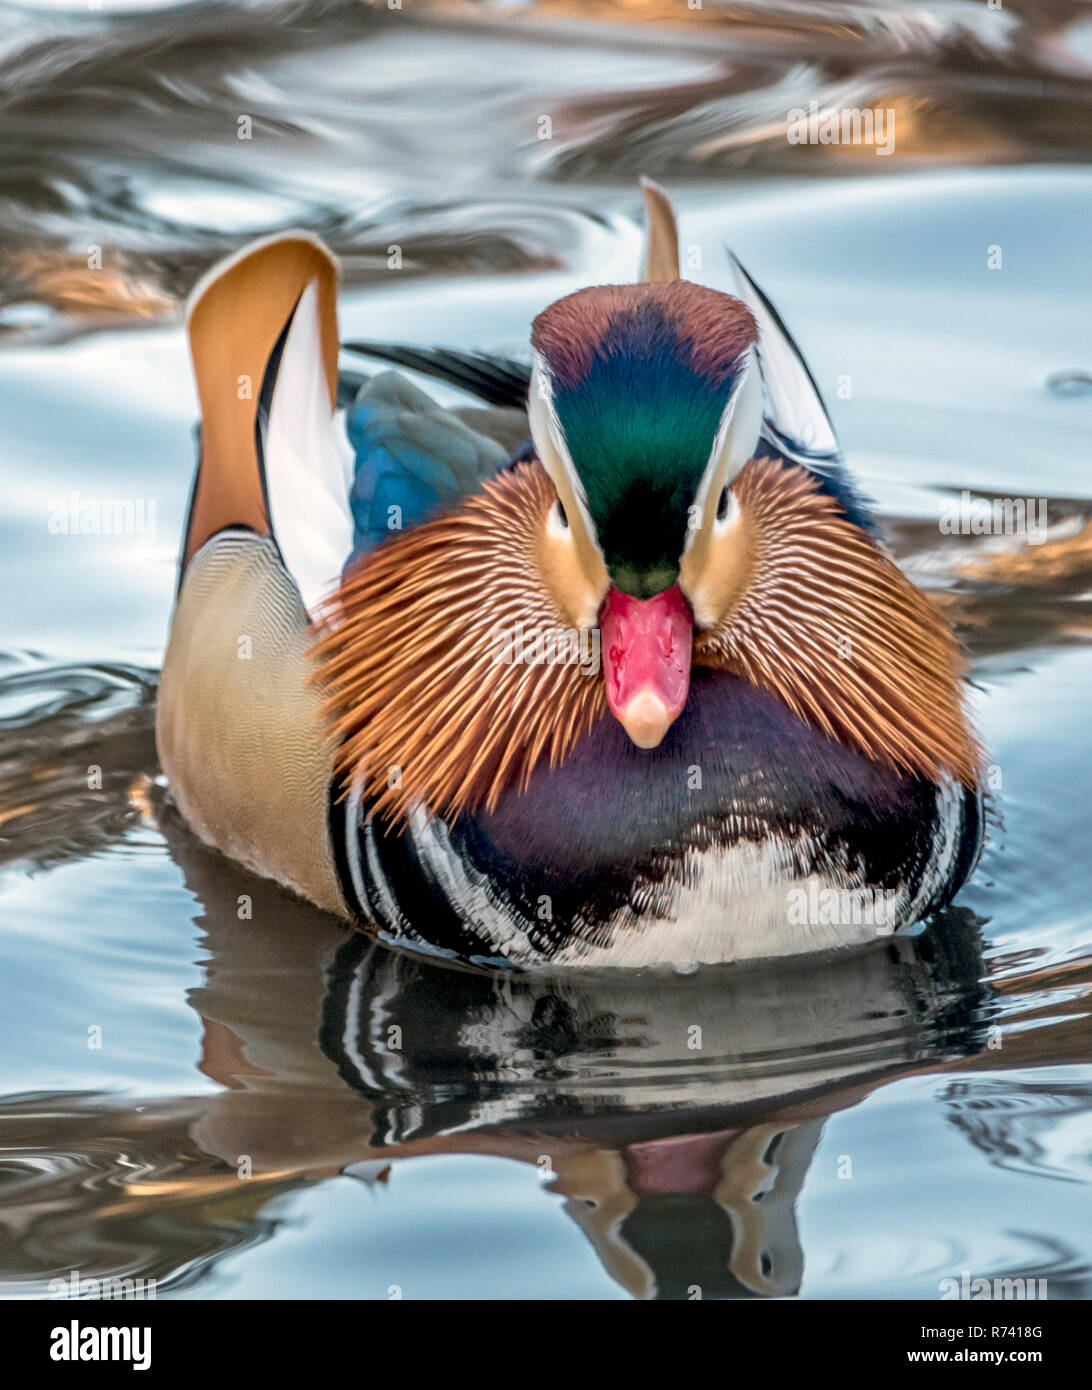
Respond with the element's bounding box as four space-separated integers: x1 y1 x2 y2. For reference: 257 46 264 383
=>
684 348 763 551
528 353 604 554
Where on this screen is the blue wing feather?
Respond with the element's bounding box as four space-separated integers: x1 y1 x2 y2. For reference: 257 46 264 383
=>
342 371 508 568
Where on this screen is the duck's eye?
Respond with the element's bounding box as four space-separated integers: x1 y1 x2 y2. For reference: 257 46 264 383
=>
553 499 569 530
716 486 730 521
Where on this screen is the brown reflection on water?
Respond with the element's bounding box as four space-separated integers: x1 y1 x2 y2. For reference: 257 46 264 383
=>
2 0 1091 330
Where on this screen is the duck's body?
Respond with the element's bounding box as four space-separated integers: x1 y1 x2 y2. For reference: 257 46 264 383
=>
157 185 982 969
335 671 977 967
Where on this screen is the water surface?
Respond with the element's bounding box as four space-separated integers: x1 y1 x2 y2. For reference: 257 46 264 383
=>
1 0 1091 1299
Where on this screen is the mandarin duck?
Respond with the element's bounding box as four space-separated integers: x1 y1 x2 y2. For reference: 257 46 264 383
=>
156 182 983 968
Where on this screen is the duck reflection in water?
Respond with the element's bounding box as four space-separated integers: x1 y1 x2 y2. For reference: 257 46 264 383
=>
167 804 989 1300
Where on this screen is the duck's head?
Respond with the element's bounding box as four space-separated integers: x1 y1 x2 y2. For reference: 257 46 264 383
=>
529 281 762 749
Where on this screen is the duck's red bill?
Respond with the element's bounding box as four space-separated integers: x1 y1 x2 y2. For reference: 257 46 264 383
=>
599 583 693 749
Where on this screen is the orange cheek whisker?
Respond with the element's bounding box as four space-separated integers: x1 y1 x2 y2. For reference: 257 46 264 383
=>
310 460 608 825
695 456 982 789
